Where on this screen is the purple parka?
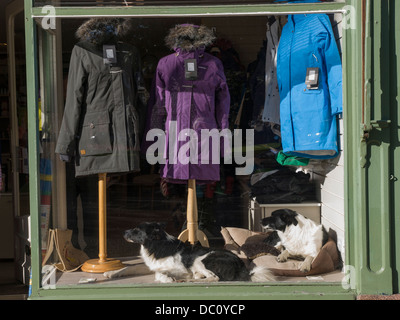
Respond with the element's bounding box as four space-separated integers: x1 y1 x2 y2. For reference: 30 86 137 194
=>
143 25 231 184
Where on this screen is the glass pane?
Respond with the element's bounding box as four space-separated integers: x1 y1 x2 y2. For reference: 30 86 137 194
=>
40 13 345 288
0 50 9 195
7 10 31 286
14 12 29 217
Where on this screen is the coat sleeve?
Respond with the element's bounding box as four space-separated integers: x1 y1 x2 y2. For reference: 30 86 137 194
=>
55 45 88 157
130 46 146 151
320 15 343 116
140 64 167 155
215 61 231 130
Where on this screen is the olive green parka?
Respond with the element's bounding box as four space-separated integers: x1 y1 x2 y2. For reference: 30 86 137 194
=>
55 18 143 177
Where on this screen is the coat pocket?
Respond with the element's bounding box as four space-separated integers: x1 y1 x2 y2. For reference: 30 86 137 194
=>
79 110 113 157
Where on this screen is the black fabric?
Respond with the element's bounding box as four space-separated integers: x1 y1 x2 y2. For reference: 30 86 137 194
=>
251 168 315 204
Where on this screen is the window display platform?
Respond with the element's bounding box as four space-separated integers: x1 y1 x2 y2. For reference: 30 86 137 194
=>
53 255 344 287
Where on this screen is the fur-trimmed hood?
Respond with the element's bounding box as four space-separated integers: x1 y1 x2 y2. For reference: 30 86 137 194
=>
76 18 133 45
165 24 216 52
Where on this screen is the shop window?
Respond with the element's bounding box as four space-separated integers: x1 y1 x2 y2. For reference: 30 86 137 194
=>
39 13 345 289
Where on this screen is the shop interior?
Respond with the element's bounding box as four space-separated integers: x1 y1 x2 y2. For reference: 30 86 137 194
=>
38 14 346 287
1 0 30 298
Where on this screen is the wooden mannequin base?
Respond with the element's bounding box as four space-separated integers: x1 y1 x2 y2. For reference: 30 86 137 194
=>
81 258 125 273
178 229 209 247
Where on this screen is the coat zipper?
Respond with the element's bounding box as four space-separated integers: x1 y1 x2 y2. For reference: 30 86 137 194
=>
289 16 296 151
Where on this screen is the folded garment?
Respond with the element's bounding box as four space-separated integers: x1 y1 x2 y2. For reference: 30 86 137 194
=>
250 168 315 203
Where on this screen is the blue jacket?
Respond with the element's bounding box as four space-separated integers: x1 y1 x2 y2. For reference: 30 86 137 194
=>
277 6 343 159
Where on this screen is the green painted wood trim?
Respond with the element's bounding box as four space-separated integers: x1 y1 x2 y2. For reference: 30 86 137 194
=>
29 283 355 300
358 0 396 294
389 0 400 294
341 0 355 292
346 0 398 295
347 0 369 296
24 0 42 296
30 2 346 18
365 0 393 291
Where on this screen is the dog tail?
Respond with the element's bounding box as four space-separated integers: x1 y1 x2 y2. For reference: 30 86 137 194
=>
249 266 276 282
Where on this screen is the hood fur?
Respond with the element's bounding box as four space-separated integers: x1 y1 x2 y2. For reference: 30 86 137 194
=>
165 24 216 52
76 18 133 45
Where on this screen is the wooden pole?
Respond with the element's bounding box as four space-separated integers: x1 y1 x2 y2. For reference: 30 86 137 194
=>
178 179 209 247
98 173 107 262
187 179 198 244
81 173 125 273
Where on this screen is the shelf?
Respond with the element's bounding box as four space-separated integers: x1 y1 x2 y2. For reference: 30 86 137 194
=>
0 192 12 197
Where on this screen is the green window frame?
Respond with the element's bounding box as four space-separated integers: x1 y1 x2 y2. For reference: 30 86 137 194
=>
25 0 368 300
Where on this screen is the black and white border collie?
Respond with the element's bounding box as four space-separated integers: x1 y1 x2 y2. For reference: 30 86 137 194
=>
105 222 275 283
261 209 329 273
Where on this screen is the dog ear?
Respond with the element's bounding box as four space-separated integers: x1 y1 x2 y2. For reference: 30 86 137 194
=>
280 209 298 226
150 228 162 240
157 222 167 230
274 216 287 231
148 222 167 240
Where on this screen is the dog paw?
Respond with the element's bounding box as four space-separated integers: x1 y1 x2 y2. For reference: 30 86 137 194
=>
276 255 286 263
155 272 174 283
277 251 289 263
299 257 313 273
206 276 220 282
299 263 311 273
193 272 205 280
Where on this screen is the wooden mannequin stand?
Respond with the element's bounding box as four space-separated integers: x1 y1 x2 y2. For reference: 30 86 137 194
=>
81 173 125 273
178 179 209 247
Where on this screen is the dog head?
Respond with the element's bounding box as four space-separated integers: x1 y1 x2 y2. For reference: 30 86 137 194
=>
124 222 167 244
260 209 298 232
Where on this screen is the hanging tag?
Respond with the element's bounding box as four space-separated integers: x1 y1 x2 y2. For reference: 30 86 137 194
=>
185 59 198 80
103 45 117 65
305 67 319 90
135 72 146 92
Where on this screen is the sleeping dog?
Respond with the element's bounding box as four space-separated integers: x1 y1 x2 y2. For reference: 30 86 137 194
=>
105 222 275 283
261 209 329 273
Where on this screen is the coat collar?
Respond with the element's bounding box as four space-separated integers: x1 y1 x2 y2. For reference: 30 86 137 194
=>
174 47 206 60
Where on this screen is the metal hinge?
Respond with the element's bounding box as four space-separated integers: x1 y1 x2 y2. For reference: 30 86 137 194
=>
362 120 391 140
360 120 391 168
368 119 391 130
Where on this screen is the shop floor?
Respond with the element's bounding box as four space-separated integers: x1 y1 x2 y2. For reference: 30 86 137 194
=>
54 255 344 287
